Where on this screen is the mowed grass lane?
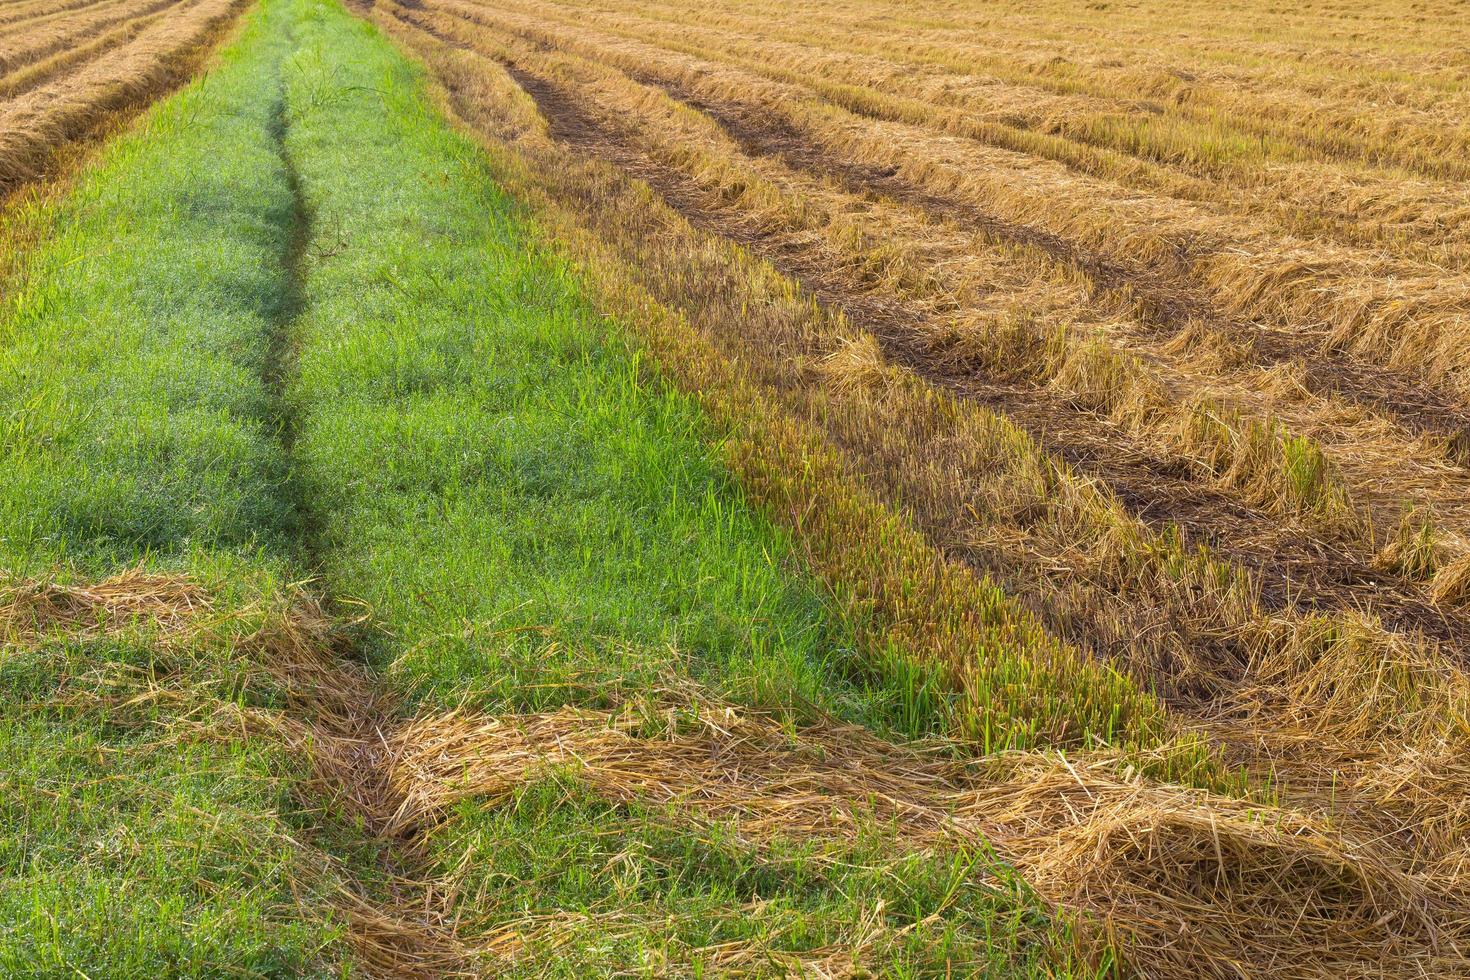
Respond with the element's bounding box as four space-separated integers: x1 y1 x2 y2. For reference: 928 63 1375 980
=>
0 0 1104 974
0 3 348 973
282 1 1093 973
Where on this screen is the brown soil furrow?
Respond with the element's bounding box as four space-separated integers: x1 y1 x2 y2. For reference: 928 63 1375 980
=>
650 80 1470 455
0 0 249 195
450 0 1470 424
472 50 1470 658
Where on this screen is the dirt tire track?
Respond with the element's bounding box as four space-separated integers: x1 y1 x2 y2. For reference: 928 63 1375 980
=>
260 42 479 971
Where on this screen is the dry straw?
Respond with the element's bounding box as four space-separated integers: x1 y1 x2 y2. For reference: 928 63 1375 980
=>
0 567 212 640
0 0 247 192
357 4 1470 973
383 696 1469 978
9 567 1470 976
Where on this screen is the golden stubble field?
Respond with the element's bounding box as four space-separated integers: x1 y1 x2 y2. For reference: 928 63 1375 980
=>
353 0 1470 975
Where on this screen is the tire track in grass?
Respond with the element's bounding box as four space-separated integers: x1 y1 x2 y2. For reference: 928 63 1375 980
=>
0 0 457 968
5 1 1459 975
273 2 1151 972
256 28 480 971
0 2 367 969
340 15 1470 976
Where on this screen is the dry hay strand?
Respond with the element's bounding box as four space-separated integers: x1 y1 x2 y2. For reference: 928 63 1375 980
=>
1429 554 1470 609
967 755 1455 980
0 568 469 971
1205 719 1470 879
239 590 387 728
1373 508 1443 581
0 0 246 192
1046 333 1171 421
212 592 404 832
382 698 965 844
811 333 903 396
382 697 1469 978
1161 318 1256 372
0 567 402 835
1237 612 1470 748
0 567 384 731
533 904 919 978
0 566 212 642
333 886 485 980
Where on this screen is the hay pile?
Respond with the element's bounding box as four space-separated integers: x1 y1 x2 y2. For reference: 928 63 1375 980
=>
0 567 212 640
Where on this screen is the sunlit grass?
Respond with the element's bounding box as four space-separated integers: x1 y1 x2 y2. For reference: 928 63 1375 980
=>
279 1 1104 970
0 3 349 972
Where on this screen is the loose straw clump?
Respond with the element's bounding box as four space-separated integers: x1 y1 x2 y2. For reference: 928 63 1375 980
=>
384 698 1470 979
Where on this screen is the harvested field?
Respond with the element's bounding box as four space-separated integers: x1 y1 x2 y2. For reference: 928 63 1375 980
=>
352 0 1470 974
5 0 1470 975
0 0 247 194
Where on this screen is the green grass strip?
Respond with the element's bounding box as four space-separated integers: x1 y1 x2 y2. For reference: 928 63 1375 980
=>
0 5 350 974
281 1 1101 973
0 14 299 575
287 3 904 733
0 0 1159 970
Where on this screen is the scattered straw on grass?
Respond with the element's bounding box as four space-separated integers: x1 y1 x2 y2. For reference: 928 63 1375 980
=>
382 695 1470 979
0 567 212 641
